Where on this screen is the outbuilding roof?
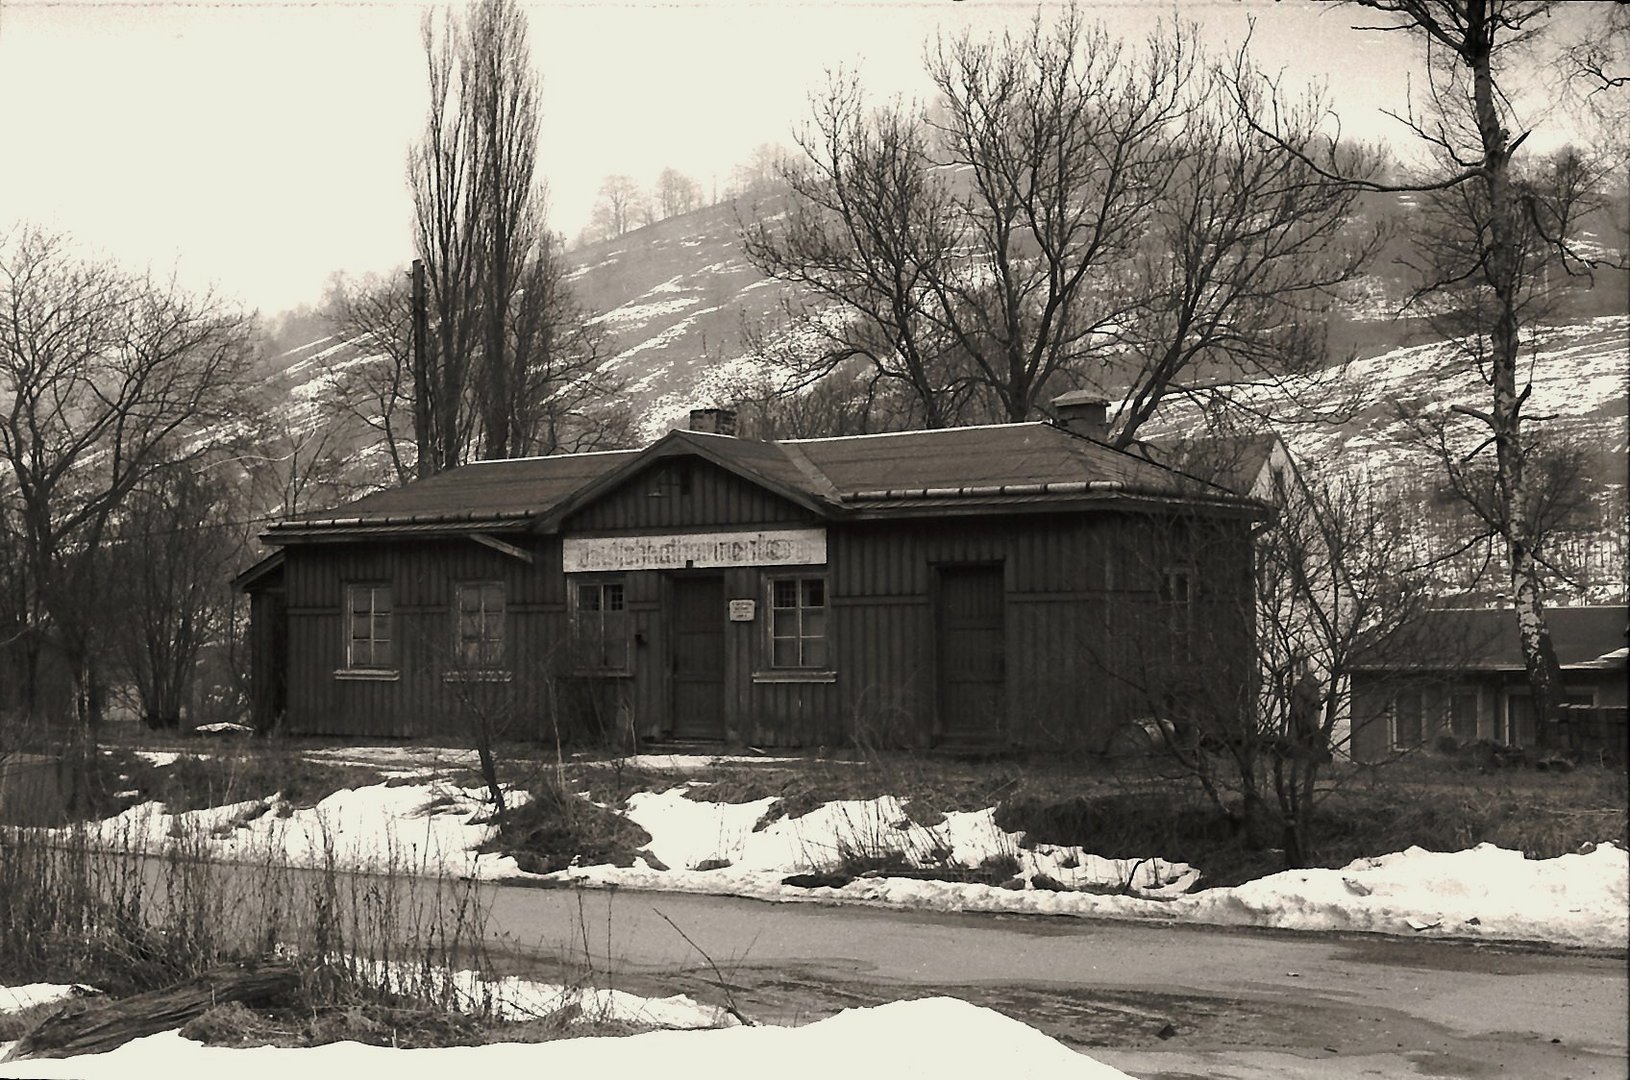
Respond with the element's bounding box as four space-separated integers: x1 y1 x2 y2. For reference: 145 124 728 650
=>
261 421 1261 544
1354 605 1629 672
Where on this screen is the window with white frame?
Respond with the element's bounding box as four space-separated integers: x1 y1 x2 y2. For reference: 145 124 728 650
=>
573 578 628 671
769 575 827 669
1391 688 1426 748
346 584 394 670
454 582 505 668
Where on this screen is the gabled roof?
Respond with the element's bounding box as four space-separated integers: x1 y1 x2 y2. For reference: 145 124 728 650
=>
535 429 841 532
261 421 1264 545
1355 605 1629 672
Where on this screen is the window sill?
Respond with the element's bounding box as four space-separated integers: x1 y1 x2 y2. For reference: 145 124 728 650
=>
753 670 837 684
334 669 400 682
442 670 512 683
573 670 633 679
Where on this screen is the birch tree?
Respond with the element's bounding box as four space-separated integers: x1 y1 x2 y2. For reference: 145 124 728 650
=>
1296 0 1621 733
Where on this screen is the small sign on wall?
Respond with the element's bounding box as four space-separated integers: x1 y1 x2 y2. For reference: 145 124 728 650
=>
728 599 756 622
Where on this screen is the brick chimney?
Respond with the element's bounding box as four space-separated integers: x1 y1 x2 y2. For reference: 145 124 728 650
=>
1051 391 1108 441
687 407 737 437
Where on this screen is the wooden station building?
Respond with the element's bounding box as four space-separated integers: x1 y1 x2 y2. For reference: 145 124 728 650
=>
236 400 1265 750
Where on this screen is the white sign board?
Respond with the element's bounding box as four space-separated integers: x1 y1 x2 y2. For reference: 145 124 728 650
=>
563 529 827 573
728 599 756 621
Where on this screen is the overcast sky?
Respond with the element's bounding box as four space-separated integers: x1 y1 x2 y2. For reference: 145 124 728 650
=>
0 0 1594 317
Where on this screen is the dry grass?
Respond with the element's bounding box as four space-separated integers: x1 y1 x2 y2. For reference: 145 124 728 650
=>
481 778 653 874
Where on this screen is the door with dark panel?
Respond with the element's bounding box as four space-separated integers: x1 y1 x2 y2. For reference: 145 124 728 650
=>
670 575 726 740
935 564 1006 745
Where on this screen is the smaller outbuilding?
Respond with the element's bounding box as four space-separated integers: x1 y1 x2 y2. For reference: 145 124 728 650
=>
1349 604 1628 762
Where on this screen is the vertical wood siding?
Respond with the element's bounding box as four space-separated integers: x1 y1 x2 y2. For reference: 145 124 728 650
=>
565 459 815 531
283 535 568 739
274 494 1256 750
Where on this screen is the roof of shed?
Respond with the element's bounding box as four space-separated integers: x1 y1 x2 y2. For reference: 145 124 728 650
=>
1355 605 1629 672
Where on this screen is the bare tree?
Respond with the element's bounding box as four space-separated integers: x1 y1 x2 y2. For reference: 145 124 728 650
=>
1555 3 1630 152
324 272 420 485
1235 0 1623 732
409 0 620 469
467 0 543 462
106 464 243 730
748 10 1371 437
922 10 1190 424
655 166 703 219
741 76 968 427
410 5 484 472
728 143 787 200
1111 464 1445 867
501 234 635 456
589 174 647 241
1112 64 1384 446
0 228 252 757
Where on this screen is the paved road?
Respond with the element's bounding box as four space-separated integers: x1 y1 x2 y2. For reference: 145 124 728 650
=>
120 854 1624 1079
478 883 1628 1080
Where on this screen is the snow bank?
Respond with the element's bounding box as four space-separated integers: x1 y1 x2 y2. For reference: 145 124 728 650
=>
0 985 89 1015
0 997 1133 1079
48 778 1629 949
53 782 519 879
1183 842 1630 947
619 789 1196 897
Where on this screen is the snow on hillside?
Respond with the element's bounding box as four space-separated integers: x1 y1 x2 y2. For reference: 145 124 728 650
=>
1266 315 1630 473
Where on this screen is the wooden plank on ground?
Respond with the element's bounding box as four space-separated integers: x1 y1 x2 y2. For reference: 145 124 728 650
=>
3 963 299 1061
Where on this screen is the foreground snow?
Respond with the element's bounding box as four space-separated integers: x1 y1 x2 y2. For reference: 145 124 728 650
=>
0 997 1134 1079
0 985 86 1015
56 764 1629 950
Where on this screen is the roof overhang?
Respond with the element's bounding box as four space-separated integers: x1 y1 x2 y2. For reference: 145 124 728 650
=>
262 511 537 545
231 550 285 592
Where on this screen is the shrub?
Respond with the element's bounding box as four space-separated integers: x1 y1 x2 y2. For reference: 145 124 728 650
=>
483 778 652 874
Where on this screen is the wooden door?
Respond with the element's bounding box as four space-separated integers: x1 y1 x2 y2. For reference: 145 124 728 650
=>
670 576 726 740
936 565 1006 745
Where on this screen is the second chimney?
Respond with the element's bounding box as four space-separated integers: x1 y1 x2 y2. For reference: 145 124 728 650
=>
687 407 737 437
1051 391 1108 441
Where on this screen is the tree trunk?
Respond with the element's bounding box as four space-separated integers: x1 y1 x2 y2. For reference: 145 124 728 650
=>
2 964 299 1061
1468 0 1566 731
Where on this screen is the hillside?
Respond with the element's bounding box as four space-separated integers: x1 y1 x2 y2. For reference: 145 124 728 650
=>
251 190 1628 542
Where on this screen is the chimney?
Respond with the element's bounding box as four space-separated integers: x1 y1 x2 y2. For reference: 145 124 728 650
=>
687 407 737 437
1051 390 1108 441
